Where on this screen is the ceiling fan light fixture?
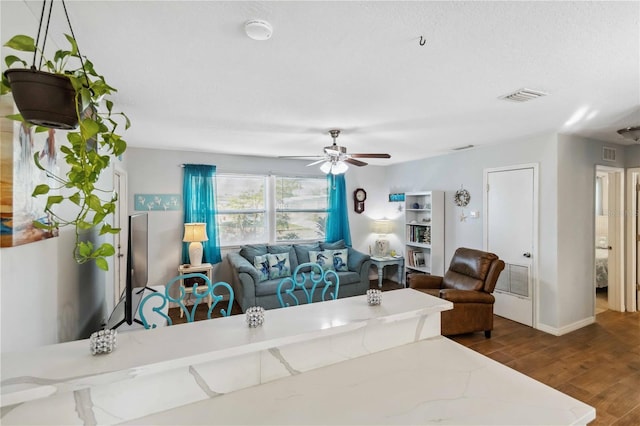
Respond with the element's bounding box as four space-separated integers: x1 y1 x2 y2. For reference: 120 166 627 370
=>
331 161 349 175
284 129 390 173
617 126 640 143
320 162 332 174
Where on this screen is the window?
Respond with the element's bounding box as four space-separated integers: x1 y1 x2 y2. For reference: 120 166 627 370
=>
216 174 328 246
217 175 267 245
275 176 327 241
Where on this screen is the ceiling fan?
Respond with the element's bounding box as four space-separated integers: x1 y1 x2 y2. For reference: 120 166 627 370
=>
280 129 391 174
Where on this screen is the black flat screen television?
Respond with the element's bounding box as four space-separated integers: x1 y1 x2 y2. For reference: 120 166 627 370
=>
107 213 153 329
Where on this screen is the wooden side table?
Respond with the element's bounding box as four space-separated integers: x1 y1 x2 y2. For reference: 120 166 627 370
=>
178 263 213 318
370 256 405 288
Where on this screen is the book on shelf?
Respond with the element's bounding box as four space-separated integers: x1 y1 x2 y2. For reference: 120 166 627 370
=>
406 249 425 268
407 224 431 244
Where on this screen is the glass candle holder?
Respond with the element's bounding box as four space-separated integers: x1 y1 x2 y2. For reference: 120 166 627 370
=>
89 329 117 355
367 289 382 305
246 306 265 327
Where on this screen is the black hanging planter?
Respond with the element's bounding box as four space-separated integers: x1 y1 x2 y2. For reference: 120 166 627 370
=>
4 68 79 130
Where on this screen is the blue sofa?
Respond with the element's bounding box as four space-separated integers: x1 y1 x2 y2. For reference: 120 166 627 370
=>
228 240 371 312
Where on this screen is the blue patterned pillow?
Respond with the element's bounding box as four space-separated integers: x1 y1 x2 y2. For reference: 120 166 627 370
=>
253 254 270 282
268 253 291 279
268 245 298 271
328 248 349 272
309 250 334 271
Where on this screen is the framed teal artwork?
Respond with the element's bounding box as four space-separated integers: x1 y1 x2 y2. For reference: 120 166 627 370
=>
134 194 181 211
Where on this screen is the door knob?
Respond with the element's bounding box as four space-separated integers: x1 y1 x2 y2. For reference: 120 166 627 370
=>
523 252 531 258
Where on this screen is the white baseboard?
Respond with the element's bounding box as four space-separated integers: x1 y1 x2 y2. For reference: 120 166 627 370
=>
537 316 595 336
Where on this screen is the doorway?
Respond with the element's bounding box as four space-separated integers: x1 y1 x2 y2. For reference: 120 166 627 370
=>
626 168 640 313
595 166 624 314
484 164 538 327
594 171 610 313
113 168 128 309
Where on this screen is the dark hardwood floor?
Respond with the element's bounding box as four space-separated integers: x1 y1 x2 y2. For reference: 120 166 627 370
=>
169 279 640 425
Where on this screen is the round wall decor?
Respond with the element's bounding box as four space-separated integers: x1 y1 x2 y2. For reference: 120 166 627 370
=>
454 188 470 207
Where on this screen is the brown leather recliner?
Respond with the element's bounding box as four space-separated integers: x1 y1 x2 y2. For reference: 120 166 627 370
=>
409 247 505 338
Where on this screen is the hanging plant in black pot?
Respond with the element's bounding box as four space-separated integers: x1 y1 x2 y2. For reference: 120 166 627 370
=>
2 0 129 271
4 68 78 129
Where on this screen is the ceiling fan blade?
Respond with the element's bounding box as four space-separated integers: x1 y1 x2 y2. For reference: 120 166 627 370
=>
350 153 391 159
306 159 327 166
345 158 368 167
278 155 325 159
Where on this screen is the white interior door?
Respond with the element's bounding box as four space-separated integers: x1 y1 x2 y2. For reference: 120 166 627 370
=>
636 176 640 311
606 170 619 310
598 166 624 312
636 179 640 311
485 165 536 327
628 168 640 313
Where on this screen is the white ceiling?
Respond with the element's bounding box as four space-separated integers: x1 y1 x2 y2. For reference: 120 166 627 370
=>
2 1 639 166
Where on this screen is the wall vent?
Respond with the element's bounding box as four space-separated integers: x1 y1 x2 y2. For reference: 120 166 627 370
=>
602 146 617 162
499 88 549 103
495 263 530 298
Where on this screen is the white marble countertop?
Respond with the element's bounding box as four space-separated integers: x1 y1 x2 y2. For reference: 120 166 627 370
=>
1 289 452 407
127 336 595 426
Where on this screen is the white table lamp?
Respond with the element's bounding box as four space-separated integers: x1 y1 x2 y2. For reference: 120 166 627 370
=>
372 219 393 257
183 223 208 266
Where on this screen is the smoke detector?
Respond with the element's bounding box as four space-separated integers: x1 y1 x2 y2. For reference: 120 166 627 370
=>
245 20 273 41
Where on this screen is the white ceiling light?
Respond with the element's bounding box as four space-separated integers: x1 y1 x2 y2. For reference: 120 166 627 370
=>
319 160 349 175
617 126 640 143
331 161 349 175
245 20 273 41
320 162 332 174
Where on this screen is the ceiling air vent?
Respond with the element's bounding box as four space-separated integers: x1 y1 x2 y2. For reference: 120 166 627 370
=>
499 88 549 103
602 147 616 162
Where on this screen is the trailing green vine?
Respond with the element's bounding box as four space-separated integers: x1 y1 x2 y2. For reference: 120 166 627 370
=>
2 34 128 270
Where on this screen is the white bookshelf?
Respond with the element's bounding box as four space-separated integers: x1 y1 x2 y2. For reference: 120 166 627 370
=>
404 191 444 277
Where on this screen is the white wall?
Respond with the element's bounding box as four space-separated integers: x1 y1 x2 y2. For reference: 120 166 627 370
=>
346 165 399 256
1 151 116 353
1 237 59 351
362 134 562 329
556 134 625 327
624 144 640 168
